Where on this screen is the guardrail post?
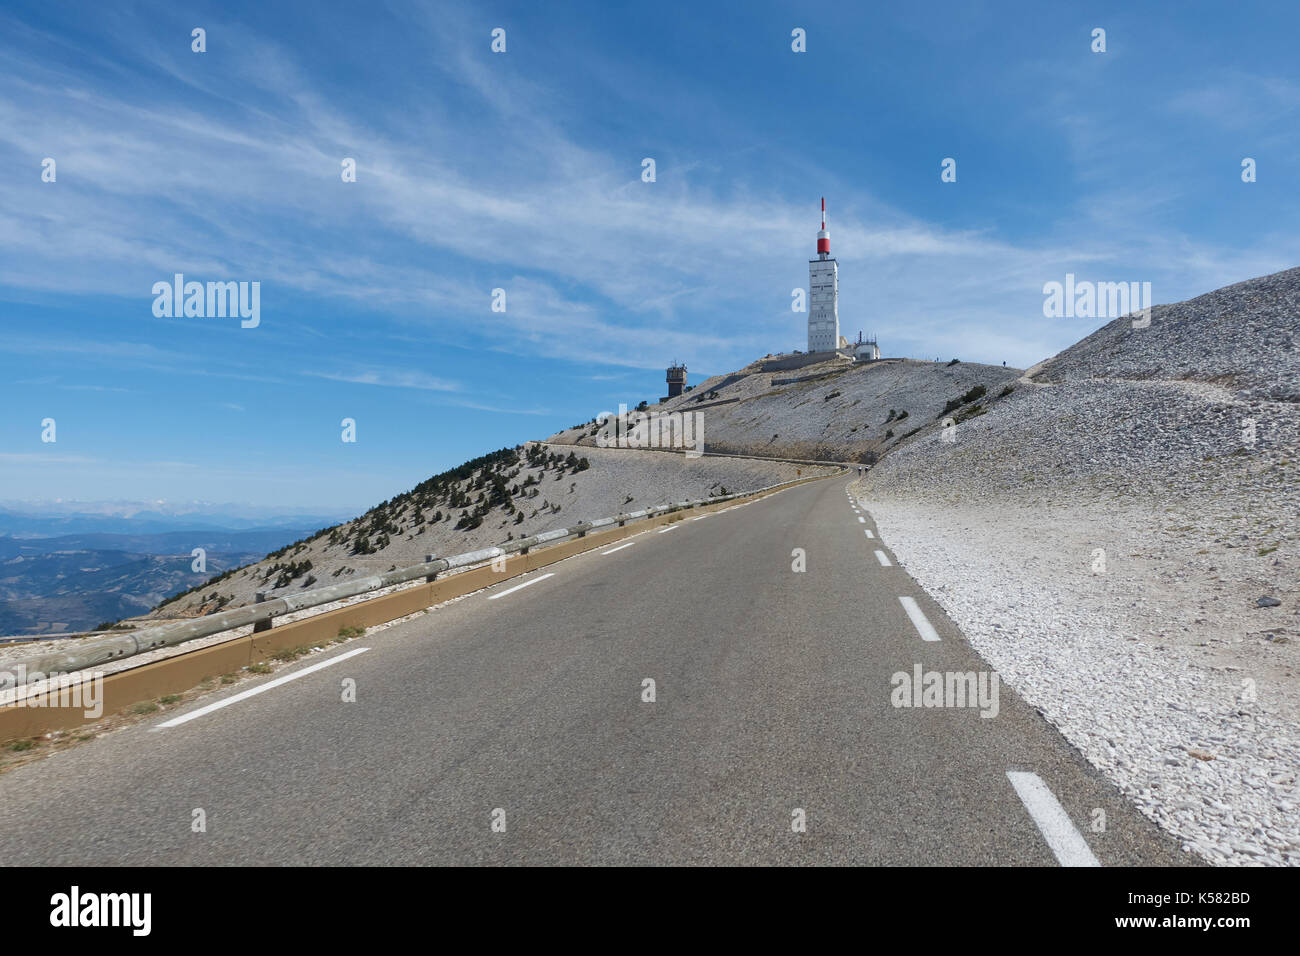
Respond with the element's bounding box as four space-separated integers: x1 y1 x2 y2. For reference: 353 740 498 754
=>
424 554 439 583
253 592 271 633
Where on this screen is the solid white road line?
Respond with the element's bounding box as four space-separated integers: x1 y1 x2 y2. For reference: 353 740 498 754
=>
1006 771 1102 867
898 596 941 642
857 516 866 524
488 572 555 600
864 529 874 538
874 550 892 567
155 647 371 729
601 542 635 555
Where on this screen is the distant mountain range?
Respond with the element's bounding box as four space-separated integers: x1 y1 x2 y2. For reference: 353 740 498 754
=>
0 524 330 637
0 506 350 539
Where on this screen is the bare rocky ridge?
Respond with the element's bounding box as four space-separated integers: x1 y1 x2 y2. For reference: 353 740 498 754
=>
1033 265 1299 402
547 354 1022 464
858 265 1300 865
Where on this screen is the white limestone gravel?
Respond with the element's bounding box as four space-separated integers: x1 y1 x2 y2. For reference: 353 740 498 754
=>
852 266 1300 866
855 490 1299 867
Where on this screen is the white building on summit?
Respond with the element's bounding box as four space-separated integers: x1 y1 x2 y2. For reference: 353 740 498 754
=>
808 197 841 353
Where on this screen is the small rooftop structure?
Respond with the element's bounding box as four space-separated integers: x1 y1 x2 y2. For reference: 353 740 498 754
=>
663 362 687 402
666 363 686 394
853 332 880 362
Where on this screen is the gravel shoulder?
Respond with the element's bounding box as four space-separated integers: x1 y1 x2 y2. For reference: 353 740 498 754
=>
854 363 1299 864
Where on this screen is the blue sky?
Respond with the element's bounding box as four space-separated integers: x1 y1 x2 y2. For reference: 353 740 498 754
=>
2 0 1298 512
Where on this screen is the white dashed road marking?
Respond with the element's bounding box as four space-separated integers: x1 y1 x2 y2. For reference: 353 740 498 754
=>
1006 771 1102 867
874 550 892 567
155 647 371 729
657 525 677 533
864 529 874 538
488 573 555 600
601 542 635 555
857 516 865 524
898 596 941 642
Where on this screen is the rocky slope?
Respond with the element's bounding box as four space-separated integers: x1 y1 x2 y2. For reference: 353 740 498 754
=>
857 265 1299 865
548 354 1022 464
1033 265 1299 402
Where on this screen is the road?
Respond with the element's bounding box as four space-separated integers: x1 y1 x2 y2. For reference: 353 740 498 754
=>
0 474 1191 865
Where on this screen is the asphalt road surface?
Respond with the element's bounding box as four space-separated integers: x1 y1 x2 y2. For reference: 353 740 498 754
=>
0 475 1192 865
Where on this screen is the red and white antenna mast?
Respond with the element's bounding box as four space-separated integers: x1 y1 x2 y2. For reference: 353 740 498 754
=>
816 197 830 258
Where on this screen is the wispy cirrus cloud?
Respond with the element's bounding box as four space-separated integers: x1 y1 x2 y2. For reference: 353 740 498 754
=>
8 3 1282 375
303 368 461 392
442 399 552 416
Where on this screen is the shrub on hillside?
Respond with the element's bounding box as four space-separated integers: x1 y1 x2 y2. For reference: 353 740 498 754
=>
937 385 987 418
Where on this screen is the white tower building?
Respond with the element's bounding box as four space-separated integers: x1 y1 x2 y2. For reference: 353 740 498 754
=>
808 197 839 353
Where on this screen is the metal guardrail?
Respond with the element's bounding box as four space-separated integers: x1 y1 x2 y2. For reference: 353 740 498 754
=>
0 472 838 689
